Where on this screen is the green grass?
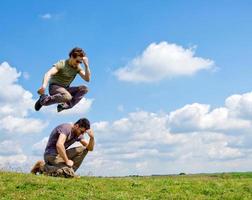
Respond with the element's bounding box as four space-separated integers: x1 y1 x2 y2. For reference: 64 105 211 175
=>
0 171 252 200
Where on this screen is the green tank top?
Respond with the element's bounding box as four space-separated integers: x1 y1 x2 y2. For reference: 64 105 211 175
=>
49 60 81 87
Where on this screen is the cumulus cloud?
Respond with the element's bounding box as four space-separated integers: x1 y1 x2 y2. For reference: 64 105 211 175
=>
4 89 252 175
0 116 48 134
59 98 93 115
0 62 48 169
88 117 246 176
0 154 27 169
114 42 214 83
40 13 52 19
4 88 252 175
85 90 252 176
0 140 23 156
0 62 47 133
0 140 27 171
41 98 94 116
168 103 251 133
0 62 34 117
32 137 49 156
225 92 252 119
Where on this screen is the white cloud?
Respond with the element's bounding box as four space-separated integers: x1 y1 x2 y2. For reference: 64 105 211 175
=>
61 98 93 115
85 90 252 176
41 98 94 115
0 62 21 85
0 63 47 133
168 103 251 133
0 62 34 117
225 92 252 119
0 116 47 134
40 13 52 19
0 142 32 171
114 42 214 83
0 154 27 169
23 72 30 80
0 62 47 134
39 13 64 21
207 143 243 160
0 62 48 169
93 121 109 131
86 118 248 176
0 140 22 156
32 137 49 156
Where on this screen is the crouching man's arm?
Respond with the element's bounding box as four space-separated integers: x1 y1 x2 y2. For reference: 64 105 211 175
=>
56 134 74 167
80 129 95 151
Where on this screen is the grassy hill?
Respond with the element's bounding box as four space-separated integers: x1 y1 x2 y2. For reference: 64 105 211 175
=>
0 171 252 200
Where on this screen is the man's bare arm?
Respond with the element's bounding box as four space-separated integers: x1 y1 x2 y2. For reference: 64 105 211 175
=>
80 129 95 151
80 139 88 147
79 57 91 82
86 129 95 151
56 133 73 167
37 67 59 95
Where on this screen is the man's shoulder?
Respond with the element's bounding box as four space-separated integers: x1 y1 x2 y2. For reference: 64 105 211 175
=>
54 123 72 134
56 123 73 129
53 59 67 70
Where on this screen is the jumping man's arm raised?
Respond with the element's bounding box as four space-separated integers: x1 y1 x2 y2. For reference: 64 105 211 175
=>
78 56 91 82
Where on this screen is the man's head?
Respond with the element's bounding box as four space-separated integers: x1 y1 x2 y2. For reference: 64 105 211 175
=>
72 118 90 136
69 47 86 65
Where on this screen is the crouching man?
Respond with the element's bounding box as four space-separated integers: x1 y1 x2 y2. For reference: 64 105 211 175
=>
31 118 94 178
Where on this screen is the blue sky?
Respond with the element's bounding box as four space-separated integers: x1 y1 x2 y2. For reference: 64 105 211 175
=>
1 1 252 176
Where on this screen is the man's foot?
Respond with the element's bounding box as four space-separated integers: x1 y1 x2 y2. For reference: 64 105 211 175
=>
74 175 81 179
34 94 46 111
57 104 65 112
31 160 45 174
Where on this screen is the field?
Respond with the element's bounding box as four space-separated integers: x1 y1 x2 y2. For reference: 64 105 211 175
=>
0 171 252 200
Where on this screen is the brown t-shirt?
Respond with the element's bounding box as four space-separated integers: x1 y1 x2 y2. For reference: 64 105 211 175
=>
49 60 82 87
44 123 84 155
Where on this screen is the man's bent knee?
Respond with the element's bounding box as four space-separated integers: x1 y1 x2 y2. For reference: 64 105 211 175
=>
79 85 88 94
62 93 73 102
75 146 86 154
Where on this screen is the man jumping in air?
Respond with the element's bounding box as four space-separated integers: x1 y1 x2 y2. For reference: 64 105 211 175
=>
31 118 95 178
35 47 91 112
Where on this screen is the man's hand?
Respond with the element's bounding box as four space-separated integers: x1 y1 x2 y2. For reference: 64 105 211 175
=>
66 160 74 167
37 87 45 95
82 56 89 67
86 129 94 139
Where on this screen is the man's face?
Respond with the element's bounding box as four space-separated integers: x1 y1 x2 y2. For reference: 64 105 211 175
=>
71 55 83 66
73 124 86 136
75 56 83 64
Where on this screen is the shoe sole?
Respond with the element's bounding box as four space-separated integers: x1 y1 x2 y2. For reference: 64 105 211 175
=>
34 99 42 111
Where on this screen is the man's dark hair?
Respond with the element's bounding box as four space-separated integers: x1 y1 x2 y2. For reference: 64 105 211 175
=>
69 47 86 58
75 118 90 130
